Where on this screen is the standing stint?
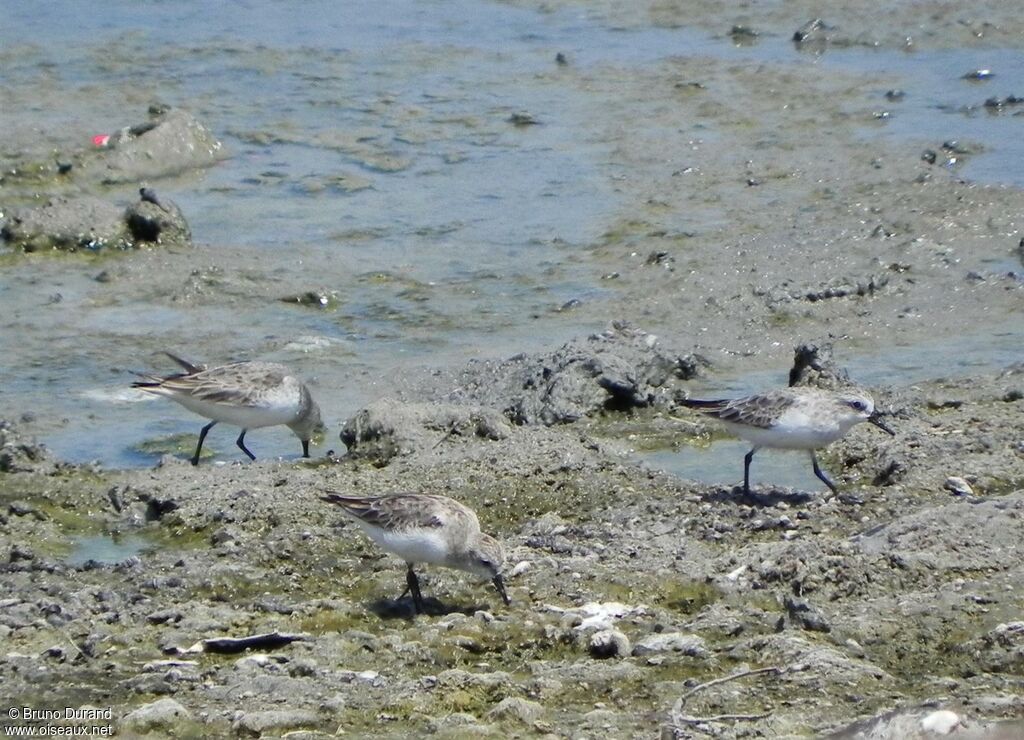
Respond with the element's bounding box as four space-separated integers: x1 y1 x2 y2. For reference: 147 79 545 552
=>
680 387 895 494
321 492 509 613
132 352 322 465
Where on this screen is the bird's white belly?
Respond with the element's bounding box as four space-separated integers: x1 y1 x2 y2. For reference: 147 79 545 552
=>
724 413 844 450
173 395 297 429
370 528 451 566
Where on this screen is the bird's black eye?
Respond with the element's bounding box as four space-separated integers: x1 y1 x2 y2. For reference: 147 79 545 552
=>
847 400 867 412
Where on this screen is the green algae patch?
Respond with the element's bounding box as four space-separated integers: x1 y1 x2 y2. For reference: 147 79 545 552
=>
298 609 370 636
593 577 723 616
978 476 1024 497
583 410 727 453
143 521 214 551
0 470 117 558
869 617 996 682
192 573 291 604
656 579 724 615
134 433 212 460
436 626 579 672
472 480 579 531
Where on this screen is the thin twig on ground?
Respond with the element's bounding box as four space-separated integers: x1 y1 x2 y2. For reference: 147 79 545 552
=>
674 712 772 725
667 665 784 735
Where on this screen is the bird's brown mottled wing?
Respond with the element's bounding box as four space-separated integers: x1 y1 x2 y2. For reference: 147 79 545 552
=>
154 363 287 407
321 493 470 531
682 391 796 429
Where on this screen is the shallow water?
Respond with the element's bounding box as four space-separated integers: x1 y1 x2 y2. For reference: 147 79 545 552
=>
640 441 828 492
1 2 1021 468
65 534 150 566
817 46 1024 188
635 314 1023 487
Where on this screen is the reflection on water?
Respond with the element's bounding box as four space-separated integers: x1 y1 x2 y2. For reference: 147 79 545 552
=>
638 440 830 492
65 534 150 566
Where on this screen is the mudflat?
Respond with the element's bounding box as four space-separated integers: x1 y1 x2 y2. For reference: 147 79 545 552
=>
1 1 1023 737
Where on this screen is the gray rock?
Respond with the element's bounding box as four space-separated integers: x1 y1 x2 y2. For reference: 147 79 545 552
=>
84 107 225 184
788 342 852 390
434 721 502 738
588 629 631 659
437 669 514 691
631 632 708 657
729 634 892 687
793 18 829 45
973 621 1024 673
404 322 704 427
822 706 1024 739
145 609 183 625
1 189 191 253
503 323 704 425
340 398 511 463
320 693 347 714
0 421 54 473
1 196 129 252
582 708 621 727
485 696 545 724
856 492 1024 571
119 698 191 732
125 192 191 247
943 476 974 496
232 709 319 736
428 712 482 732
784 595 832 633
288 657 319 677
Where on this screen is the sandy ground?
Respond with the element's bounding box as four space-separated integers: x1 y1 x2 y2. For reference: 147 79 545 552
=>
2 1 1024 738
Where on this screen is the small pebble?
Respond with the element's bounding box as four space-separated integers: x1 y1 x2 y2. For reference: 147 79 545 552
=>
961 69 994 80
508 112 540 126
588 629 631 659
944 477 974 496
919 709 960 734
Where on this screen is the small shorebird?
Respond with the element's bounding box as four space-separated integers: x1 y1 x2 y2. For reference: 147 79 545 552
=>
680 387 895 494
132 352 322 465
321 492 510 613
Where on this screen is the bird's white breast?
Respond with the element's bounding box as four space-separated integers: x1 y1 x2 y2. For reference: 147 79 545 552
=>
724 405 847 450
172 393 298 428
364 525 453 566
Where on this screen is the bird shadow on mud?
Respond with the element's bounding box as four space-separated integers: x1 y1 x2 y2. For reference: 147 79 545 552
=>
700 485 818 507
367 596 487 621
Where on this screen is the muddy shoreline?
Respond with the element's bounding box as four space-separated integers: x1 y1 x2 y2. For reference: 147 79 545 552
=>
2 346 1023 738
2 1 1024 738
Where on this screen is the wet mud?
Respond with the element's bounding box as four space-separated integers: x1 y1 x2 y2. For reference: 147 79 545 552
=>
1 0 1023 737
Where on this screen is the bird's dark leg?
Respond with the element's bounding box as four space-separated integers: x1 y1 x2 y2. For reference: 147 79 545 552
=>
192 421 217 466
743 446 760 494
405 563 424 614
492 574 511 605
301 439 310 458
236 430 256 461
810 451 839 494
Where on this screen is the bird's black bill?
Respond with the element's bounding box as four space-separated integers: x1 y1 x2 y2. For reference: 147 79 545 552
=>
492 574 511 606
868 413 896 436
